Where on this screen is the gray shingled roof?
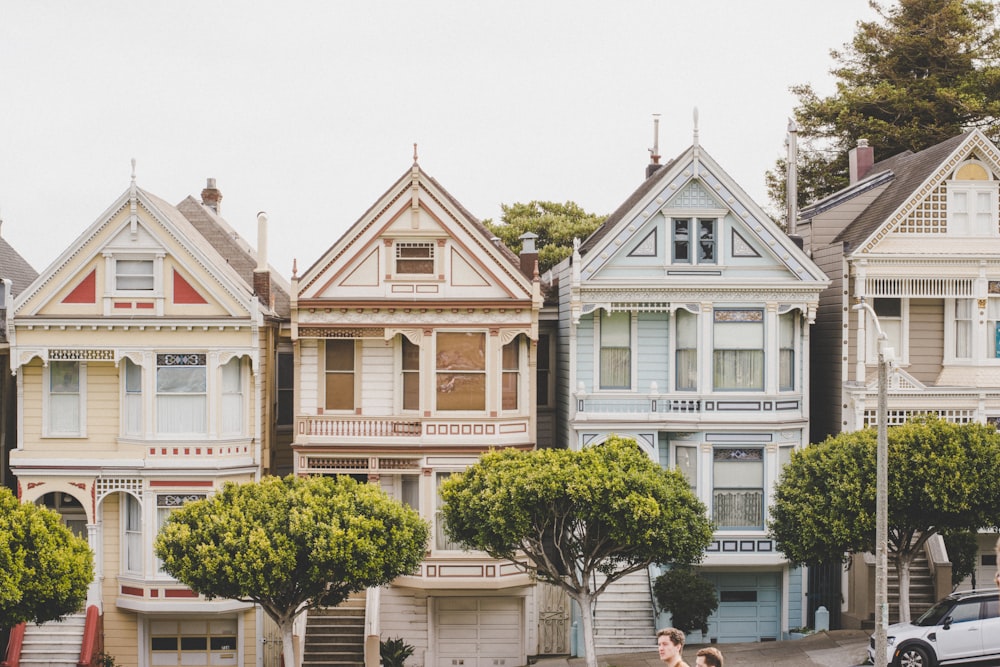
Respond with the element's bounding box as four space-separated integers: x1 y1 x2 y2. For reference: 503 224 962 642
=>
175 196 291 319
579 159 674 256
0 235 39 297
833 132 970 248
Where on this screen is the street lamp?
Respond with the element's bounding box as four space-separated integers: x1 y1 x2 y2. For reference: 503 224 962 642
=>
854 298 891 667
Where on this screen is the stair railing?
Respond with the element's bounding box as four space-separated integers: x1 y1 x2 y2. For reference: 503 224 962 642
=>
77 605 101 667
0 623 25 667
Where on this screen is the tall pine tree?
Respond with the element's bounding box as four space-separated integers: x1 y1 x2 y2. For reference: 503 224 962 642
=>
769 0 1000 210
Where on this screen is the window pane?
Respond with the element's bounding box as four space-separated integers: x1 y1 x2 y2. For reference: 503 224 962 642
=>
396 243 434 274
402 338 419 410
157 367 207 393
600 311 631 389
51 361 79 392
675 445 697 491
502 341 519 411
436 333 485 371
326 374 355 410
117 260 154 290
536 334 550 406
402 338 419 370
437 374 485 410
676 310 697 391
698 219 716 262
277 352 294 426
713 448 764 529
325 339 355 371
713 350 764 390
673 219 690 262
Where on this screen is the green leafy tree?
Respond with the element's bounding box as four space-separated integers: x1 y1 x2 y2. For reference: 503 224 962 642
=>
768 0 1000 210
483 201 606 274
941 530 980 588
769 416 1000 622
653 566 719 635
0 487 93 628
155 475 428 667
440 436 713 667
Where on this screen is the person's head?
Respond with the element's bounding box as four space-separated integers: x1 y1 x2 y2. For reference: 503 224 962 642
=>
695 647 723 667
657 628 685 664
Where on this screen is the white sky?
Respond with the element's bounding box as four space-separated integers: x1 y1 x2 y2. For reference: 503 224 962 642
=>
1 1 875 280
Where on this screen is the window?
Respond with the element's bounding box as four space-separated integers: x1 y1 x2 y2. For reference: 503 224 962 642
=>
124 358 142 436
987 299 1000 359
49 360 83 435
502 339 520 410
401 338 420 411
276 352 294 426
221 357 242 436
401 476 420 511
713 310 764 391
672 218 717 264
156 354 206 435
435 473 464 550
948 161 998 236
599 311 631 389
436 332 485 411
536 334 552 407
865 298 903 363
779 312 795 391
125 495 142 574
116 259 154 291
955 299 974 359
395 242 435 274
675 445 697 494
675 309 697 391
713 447 764 529
156 493 206 575
325 339 356 411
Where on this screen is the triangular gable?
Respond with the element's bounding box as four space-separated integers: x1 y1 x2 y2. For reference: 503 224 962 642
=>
15 183 258 321
580 145 825 284
298 164 534 303
858 131 1000 253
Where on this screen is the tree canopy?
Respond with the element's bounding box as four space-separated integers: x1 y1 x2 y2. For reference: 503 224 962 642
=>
769 416 1000 621
0 488 93 628
439 437 712 667
155 475 428 667
768 0 1000 209
483 201 606 274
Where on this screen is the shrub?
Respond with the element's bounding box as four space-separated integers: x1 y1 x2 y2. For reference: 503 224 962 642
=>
653 565 719 635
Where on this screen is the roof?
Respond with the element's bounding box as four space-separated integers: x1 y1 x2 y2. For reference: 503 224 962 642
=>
175 196 291 318
832 133 971 248
0 235 38 297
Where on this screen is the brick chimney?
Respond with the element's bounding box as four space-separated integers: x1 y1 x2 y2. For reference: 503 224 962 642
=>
519 232 539 278
201 178 223 213
849 139 875 185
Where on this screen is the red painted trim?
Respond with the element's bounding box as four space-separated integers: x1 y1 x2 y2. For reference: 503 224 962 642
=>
164 589 199 598
173 270 208 304
113 302 133 309
1 623 25 667
120 585 144 596
76 605 100 667
63 270 96 304
148 480 214 487
135 302 155 309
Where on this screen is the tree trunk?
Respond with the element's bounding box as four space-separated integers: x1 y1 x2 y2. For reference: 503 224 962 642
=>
280 617 297 667
895 551 914 624
574 591 599 667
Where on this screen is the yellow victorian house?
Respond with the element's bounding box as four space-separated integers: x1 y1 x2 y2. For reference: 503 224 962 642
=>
6 172 289 667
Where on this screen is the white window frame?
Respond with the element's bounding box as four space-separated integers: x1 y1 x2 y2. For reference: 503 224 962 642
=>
713 309 764 392
597 310 634 391
155 353 207 436
711 447 765 531
778 311 797 391
220 357 243 436
399 336 420 412
947 161 998 237
864 298 908 365
945 298 975 363
155 493 207 577
44 360 86 437
113 256 157 293
123 494 143 575
324 339 357 412
671 217 719 265
501 337 522 412
674 309 698 392
123 357 143 436
394 241 436 276
674 444 698 495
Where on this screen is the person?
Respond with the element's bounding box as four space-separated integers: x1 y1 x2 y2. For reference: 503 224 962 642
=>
657 627 690 667
995 536 1000 589
695 647 723 667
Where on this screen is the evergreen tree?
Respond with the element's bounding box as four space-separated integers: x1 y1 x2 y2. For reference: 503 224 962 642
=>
769 0 1000 209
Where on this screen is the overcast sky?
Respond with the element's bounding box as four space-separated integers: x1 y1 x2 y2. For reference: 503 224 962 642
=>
1 1 875 281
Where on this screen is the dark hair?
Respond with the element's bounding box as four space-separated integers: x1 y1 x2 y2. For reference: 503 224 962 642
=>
696 647 723 667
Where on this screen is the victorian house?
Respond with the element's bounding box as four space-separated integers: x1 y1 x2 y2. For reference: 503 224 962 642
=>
290 157 544 667
5 173 289 667
555 127 828 646
798 129 1000 626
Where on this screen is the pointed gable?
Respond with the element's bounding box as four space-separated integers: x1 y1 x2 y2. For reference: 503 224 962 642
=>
298 163 533 305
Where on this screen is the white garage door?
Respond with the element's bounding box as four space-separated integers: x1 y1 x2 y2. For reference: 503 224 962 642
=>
703 572 781 643
149 618 239 667
435 597 522 667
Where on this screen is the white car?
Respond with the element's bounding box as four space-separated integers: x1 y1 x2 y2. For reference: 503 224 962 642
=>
868 589 1000 667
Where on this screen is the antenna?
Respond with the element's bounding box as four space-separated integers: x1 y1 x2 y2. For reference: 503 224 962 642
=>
649 114 661 165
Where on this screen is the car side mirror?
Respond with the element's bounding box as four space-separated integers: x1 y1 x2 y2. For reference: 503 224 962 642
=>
942 618 952 630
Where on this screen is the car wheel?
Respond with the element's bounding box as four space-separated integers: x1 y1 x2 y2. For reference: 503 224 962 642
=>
895 645 933 667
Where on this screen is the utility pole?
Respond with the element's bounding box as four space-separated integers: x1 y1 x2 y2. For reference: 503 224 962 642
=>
855 298 890 667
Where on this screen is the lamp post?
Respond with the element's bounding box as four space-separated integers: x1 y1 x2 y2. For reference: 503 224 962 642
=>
855 298 890 667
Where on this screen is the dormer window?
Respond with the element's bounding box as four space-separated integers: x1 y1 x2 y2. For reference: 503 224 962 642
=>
672 218 717 264
948 160 999 236
395 242 435 275
116 259 154 291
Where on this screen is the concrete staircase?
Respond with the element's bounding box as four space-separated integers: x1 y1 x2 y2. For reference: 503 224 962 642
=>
18 613 85 667
592 569 657 654
302 594 366 667
888 547 936 624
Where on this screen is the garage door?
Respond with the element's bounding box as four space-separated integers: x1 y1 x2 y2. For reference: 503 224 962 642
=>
435 597 522 667
703 572 780 643
149 618 239 667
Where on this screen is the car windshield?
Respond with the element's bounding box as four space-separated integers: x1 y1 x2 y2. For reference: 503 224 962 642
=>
914 599 955 626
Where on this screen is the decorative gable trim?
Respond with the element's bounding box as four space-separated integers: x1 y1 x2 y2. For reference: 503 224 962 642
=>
731 230 760 258
861 132 1000 253
173 269 208 305
62 270 96 304
627 229 657 257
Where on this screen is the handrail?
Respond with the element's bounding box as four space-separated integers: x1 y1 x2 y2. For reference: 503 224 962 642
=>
77 605 100 667
1 623 26 667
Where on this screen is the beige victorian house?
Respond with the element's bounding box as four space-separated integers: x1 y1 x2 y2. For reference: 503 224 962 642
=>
6 174 289 667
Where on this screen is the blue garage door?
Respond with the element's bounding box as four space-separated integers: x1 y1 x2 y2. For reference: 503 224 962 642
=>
703 572 780 643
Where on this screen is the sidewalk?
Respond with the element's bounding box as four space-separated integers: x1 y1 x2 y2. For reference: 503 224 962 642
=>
532 629 871 667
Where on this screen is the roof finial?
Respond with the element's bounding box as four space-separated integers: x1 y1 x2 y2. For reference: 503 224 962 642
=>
413 143 419 165
130 157 137 183
692 108 699 147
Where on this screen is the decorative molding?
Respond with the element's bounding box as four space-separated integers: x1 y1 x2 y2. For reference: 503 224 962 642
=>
298 310 531 326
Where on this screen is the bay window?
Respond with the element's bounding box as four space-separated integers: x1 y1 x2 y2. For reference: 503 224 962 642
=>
599 310 631 390
325 339 356 411
48 360 83 436
713 310 763 391
675 309 697 391
713 447 764 530
436 332 486 411
156 354 206 435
